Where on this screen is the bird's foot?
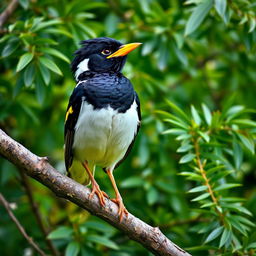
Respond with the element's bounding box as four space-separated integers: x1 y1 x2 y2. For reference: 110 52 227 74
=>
111 196 128 222
89 181 108 206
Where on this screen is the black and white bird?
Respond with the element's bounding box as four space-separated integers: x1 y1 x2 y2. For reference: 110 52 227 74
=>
64 37 141 220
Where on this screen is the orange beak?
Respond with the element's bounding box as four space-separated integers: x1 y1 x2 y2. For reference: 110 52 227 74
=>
107 42 142 59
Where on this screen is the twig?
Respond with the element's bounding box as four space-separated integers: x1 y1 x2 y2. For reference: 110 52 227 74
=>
0 193 47 256
193 138 224 224
0 0 19 28
0 128 191 256
19 170 59 256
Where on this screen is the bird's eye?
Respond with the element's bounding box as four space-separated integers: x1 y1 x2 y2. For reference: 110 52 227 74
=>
101 49 112 55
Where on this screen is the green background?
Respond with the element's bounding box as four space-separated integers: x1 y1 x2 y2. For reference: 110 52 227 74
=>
0 0 256 255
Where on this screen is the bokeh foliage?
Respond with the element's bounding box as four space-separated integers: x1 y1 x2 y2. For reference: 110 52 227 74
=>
0 0 256 255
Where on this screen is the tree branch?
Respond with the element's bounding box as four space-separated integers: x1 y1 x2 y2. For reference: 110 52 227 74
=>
19 170 60 256
0 0 19 28
0 193 47 256
0 129 191 256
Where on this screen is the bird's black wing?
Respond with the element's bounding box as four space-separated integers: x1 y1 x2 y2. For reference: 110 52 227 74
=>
114 92 141 170
64 85 84 172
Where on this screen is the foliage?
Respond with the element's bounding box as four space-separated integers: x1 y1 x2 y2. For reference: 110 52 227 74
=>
0 0 256 255
159 100 256 254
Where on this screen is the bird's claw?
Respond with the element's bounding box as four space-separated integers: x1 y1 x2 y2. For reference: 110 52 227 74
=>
89 182 109 206
111 197 128 222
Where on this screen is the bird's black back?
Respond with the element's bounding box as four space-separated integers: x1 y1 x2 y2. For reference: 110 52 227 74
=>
64 72 140 171
78 72 135 113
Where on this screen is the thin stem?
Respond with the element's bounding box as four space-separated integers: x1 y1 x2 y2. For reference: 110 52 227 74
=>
0 0 19 28
193 138 225 224
0 193 47 256
19 170 59 256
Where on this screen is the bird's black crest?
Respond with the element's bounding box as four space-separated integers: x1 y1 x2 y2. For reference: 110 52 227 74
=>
71 37 124 75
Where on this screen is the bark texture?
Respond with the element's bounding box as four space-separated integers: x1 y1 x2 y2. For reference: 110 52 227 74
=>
0 129 191 256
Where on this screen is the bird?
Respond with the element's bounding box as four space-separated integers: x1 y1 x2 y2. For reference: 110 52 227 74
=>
64 37 141 221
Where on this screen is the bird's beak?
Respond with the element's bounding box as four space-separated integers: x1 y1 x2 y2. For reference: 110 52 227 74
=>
107 42 142 59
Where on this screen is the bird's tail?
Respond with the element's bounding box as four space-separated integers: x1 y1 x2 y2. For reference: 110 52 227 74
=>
67 160 95 186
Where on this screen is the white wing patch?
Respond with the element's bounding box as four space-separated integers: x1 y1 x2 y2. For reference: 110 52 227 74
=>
75 58 89 80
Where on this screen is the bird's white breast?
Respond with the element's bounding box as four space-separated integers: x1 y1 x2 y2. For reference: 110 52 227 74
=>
73 100 139 169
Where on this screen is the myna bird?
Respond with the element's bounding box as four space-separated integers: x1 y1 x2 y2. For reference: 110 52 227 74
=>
64 37 141 220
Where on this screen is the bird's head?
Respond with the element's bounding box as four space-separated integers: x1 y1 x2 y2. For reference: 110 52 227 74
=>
71 37 141 81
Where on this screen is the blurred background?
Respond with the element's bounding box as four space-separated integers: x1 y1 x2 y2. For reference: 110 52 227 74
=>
0 0 256 255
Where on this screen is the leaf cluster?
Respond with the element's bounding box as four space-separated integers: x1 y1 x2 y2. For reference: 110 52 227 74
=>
160 100 256 254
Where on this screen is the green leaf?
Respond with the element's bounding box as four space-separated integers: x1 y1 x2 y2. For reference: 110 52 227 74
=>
147 186 158 205
209 170 233 183
32 19 62 32
39 57 63 76
179 172 204 181
219 228 232 247
225 105 244 120
185 0 214 36
200 202 215 208
222 203 252 216
228 216 248 236
231 119 256 128
198 131 210 142
65 241 80 256
35 76 46 104
165 100 190 122
233 140 243 170
177 143 193 153
176 133 192 141
174 46 188 66
39 63 51 85
234 206 252 216
206 165 225 176
164 118 189 129
86 235 119 250
1 43 19 58
202 104 212 125
205 226 223 243
234 216 255 227
236 133 254 154
249 16 256 33
215 183 241 191
47 226 73 239
179 153 195 164
24 65 35 87
214 0 226 20
120 176 144 188
247 242 256 249
16 53 33 72
41 47 70 63
83 221 115 234
162 128 186 135
192 193 210 201
191 105 201 125
18 0 29 9
188 185 207 193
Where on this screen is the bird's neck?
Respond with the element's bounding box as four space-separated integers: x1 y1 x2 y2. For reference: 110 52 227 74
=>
76 70 122 82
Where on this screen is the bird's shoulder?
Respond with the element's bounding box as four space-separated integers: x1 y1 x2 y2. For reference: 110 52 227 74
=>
73 73 135 113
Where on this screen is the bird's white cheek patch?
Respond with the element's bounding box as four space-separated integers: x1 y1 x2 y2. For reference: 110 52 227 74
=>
75 58 89 80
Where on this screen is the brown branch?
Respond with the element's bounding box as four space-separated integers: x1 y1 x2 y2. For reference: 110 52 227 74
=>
19 170 59 256
0 129 191 256
0 0 19 28
0 193 47 256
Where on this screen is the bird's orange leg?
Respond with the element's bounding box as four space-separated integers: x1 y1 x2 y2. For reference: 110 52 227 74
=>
82 162 108 206
106 169 128 221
